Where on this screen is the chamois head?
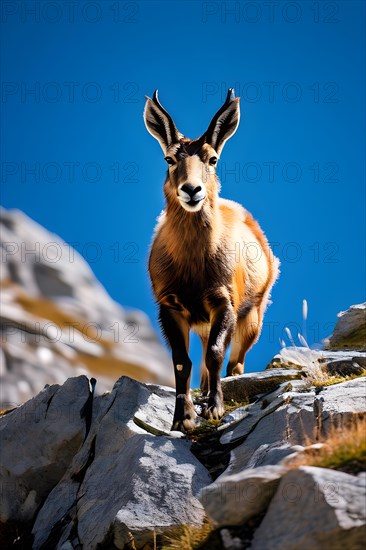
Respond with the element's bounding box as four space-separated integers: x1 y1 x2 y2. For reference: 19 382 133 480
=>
144 89 240 213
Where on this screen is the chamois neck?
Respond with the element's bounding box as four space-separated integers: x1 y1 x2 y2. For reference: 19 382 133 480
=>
163 195 222 268
165 195 219 232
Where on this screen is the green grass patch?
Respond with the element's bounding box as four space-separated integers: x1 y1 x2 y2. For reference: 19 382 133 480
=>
223 398 249 413
189 420 222 440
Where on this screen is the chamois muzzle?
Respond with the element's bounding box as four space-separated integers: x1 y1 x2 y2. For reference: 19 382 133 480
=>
178 183 206 210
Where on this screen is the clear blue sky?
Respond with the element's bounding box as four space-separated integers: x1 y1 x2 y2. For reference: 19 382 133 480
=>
1 1 365 388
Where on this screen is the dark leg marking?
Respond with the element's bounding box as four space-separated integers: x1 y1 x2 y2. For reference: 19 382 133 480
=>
159 305 196 432
202 298 235 420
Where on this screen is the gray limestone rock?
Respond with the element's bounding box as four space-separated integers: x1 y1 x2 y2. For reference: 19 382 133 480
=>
223 391 316 475
325 303 366 351
221 368 302 404
31 377 210 549
199 465 287 528
314 377 366 434
250 466 366 550
0 376 91 525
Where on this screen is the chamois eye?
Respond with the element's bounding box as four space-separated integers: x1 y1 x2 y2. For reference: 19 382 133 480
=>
209 157 218 166
165 156 175 166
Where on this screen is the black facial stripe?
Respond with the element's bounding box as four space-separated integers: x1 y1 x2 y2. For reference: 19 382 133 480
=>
174 137 207 161
176 157 189 181
175 145 189 160
186 136 205 156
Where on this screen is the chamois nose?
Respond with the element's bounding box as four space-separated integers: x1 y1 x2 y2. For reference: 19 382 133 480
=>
181 184 202 199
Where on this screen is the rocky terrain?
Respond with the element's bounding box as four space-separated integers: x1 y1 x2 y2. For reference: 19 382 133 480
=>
0 302 365 549
0 207 173 409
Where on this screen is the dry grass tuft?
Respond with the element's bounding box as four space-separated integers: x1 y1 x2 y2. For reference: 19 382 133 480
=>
288 416 366 474
303 366 366 387
160 519 213 550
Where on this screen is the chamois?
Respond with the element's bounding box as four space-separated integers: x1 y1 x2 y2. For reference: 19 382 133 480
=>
144 89 279 432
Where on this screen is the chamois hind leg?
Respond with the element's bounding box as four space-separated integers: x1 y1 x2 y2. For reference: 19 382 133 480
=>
202 296 235 420
226 307 262 377
159 305 196 432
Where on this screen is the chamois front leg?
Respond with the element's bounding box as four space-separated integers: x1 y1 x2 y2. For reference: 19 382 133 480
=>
203 296 236 420
159 305 196 432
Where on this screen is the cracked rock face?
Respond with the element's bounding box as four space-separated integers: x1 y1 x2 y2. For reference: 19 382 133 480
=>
221 389 316 475
250 466 366 550
0 208 173 408
218 377 366 476
0 376 92 526
30 377 210 549
314 377 366 434
199 465 287 528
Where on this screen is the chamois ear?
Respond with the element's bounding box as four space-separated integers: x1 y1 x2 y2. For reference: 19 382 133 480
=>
144 90 182 153
205 88 240 156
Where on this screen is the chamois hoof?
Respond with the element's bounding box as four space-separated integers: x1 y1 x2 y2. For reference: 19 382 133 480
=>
172 396 196 433
171 416 196 433
202 395 225 420
232 362 244 375
226 362 244 377
202 405 225 420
